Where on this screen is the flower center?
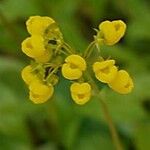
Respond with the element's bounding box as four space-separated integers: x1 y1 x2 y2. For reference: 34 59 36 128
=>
114 24 120 31
31 93 40 98
69 63 78 69
124 82 130 88
26 41 33 49
77 94 85 99
100 66 110 74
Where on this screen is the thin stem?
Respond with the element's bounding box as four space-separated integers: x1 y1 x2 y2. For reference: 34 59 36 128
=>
43 63 55 68
83 41 96 59
50 43 68 56
98 94 124 150
46 66 60 81
59 49 68 55
86 72 124 150
63 42 75 54
54 44 62 55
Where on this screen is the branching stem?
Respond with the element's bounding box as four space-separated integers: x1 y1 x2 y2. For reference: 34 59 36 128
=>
87 72 124 150
83 41 96 59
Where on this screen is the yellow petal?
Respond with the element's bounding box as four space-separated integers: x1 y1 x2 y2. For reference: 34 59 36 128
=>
30 35 46 57
99 20 126 45
21 65 38 85
93 60 117 83
112 20 126 39
29 80 54 104
21 37 35 57
21 36 46 58
108 70 134 94
99 21 117 45
70 82 91 94
70 82 91 105
61 63 82 80
65 54 86 71
35 50 52 63
26 16 55 35
95 66 118 83
71 92 91 105
93 60 115 73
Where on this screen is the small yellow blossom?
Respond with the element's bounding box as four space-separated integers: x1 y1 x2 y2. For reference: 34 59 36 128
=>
98 20 126 45
29 79 54 104
22 35 45 57
93 60 118 83
108 70 134 94
21 35 51 62
62 55 86 80
112 20 126 40
70 82 91 105
21 65 38 85
26 16 55 35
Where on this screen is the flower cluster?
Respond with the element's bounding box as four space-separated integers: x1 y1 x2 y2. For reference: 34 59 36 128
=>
21 65 54 104
21 16 63 103
93 60 133 94
21 16 134 105
61 54 91 105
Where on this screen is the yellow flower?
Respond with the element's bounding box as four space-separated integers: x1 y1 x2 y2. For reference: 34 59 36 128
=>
93 60 118 83
21 65 38 85
98 20 126 45
22 35 45 57
108 70 134 94
62 55 86 80
29 79 54 104
70 82 91 105
112 20 126 40
26 16 55 35
21 35 51 62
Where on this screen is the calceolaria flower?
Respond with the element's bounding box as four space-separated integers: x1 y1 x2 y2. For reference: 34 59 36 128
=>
93 59 118 83
22 35 45 57
26 16 55 35
96 20 126 46
61 54 86 80
21 15 134 105
70 82 91 105
29 79 54 104
108 70 134 94
21 65 38 85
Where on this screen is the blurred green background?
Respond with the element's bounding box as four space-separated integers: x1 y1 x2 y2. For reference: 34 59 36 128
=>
0 0 150 150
